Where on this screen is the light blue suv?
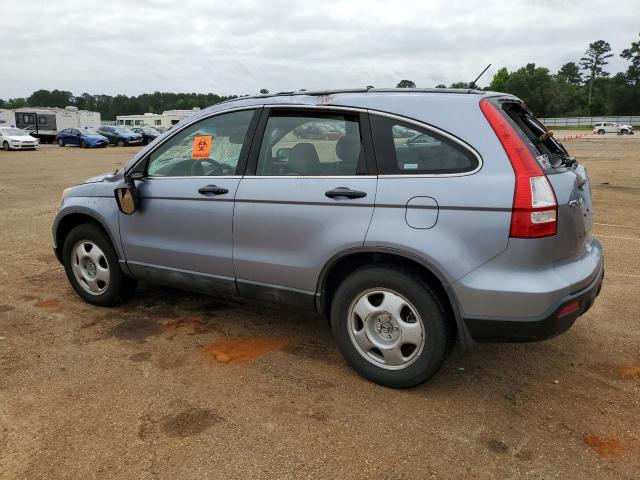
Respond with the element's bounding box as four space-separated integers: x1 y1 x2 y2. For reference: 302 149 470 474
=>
53 89 604 387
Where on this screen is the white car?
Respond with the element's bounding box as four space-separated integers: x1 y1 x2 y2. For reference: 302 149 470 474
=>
0 127 39 151
592 122 634 135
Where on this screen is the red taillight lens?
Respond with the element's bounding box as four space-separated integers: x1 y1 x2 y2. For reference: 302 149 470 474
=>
479 99 557 238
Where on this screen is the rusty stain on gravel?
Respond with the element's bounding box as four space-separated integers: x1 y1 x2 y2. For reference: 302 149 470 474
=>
202 336 290 363
35 299 61 309
584 434 624 458
619 366 640 381
159 407 223 438
162 317 216 334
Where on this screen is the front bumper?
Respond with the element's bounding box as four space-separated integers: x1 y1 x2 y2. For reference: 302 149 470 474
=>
464 266 604 342
9 142 38 149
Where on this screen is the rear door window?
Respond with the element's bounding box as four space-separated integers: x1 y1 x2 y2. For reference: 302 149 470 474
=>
370 115 478 175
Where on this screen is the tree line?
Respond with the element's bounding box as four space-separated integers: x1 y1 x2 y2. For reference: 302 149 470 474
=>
1 34 638 119
395 34 640 117
0 91 238 120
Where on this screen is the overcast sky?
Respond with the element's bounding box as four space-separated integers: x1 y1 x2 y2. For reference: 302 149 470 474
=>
1 0 638 99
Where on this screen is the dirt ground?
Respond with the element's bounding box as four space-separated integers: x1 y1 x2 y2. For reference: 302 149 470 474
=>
0 136 639 479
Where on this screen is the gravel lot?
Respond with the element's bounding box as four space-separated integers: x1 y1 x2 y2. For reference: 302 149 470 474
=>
1 136 639 479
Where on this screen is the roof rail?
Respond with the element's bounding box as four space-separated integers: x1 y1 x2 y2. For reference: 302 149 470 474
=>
214 87 487 107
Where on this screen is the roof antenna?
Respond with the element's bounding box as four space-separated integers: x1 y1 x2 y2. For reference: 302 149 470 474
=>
468 64 491 90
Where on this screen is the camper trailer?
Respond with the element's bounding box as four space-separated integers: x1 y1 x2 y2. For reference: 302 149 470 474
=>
0 109 15 127
13 106 101 143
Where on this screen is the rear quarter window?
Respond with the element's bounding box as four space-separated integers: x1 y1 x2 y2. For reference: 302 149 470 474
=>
370 115 479 175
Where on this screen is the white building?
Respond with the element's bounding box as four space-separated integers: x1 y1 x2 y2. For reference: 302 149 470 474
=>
116 108 201 129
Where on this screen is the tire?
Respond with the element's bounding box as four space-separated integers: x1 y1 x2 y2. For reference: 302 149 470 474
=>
117 140 125 147
58 138 65 147
330 265 450 388
62 223 137 306
81 139 87 148
598 129 605 135
2 141 9 151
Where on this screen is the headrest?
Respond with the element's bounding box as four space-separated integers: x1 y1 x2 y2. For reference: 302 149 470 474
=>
336 136 361 163
289 143 320 175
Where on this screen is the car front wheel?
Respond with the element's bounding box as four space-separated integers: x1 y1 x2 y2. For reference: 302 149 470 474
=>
62 223 137 306
58 139 65 147
598 129 605 135
331 265 450 388
2 141 9 151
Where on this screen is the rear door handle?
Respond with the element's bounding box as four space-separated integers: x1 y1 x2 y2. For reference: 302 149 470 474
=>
325 187 367 199
198 185 229 195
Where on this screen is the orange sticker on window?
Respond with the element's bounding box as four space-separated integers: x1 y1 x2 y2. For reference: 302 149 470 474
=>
192 135 213 159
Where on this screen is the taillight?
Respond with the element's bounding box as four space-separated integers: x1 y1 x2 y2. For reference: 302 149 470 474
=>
480 99 557 238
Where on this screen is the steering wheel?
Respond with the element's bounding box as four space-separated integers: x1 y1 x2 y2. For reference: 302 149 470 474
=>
190 158 226 176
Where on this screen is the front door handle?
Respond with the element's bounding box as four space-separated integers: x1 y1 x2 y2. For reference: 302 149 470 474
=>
198 185 229 195
325 187 367 199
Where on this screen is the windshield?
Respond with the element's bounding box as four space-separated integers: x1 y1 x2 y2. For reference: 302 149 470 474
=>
1 128 30 136
82 129 99 135
115 127 134 134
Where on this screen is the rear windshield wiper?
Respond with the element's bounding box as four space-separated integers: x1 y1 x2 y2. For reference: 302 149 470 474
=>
550 153 577 168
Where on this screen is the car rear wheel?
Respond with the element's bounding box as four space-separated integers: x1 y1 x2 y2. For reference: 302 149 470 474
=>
58 139 65 147
598 129 605 135
62 223 137 306
2 141 9 151
330 265 450 388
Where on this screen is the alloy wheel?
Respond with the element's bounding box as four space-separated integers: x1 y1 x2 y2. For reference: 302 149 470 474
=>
348 288 425 370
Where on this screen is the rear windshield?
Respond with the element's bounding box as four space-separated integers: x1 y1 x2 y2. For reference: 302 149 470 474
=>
501 102 568 159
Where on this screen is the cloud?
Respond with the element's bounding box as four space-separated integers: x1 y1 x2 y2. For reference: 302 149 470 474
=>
0 0 637 98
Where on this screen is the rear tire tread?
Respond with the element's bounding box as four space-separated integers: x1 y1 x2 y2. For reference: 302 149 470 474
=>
330 263 451 388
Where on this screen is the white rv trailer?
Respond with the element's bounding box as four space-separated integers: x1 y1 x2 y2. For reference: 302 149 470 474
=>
0 109 16 127
13 106 101 143
116 108 200 130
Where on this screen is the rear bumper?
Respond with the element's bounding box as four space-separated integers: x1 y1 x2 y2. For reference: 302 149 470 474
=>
464 265 604 342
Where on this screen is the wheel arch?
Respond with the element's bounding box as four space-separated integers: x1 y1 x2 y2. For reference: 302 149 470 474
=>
316 247 476 348
54 210 120 265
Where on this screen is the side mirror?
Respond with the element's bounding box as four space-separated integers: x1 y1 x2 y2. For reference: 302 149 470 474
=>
114 175 139 215
276 147 291 160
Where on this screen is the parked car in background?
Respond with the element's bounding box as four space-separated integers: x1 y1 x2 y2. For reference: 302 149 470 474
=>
593 122 634 135
294 123 343 140
97 126 143 146
56 128 109 148
53 89 603 388
131 126 161 145
0 127 39 151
